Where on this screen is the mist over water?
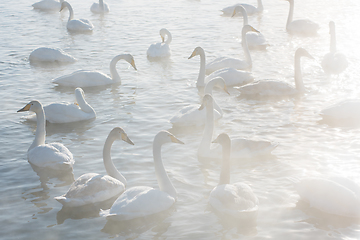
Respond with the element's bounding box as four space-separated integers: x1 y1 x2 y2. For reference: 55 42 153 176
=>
1 0 360 239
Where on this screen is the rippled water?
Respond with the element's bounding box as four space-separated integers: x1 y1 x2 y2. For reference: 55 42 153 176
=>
1 0 360 239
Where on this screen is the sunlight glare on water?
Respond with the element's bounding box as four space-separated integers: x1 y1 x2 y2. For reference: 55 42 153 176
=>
1 0 360 239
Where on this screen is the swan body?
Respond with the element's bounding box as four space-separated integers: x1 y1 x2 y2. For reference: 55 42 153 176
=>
198 94 277 159
90 0 109 13
320 99 360 122
32 0 64 11
221 0 263 17
296 177 360 218
60 1 94 33
54 127 134 207
321 21 348 74
210 133 259 217
205 67 254 87
206 25 259 75
237 48 313 98
29 47 76 64
170 77 229 127
147 28 172 58
285 0 319 36
53 54 137 87
25 88 95 123
17 101 74 171
101 131 184 221
232 6 268 50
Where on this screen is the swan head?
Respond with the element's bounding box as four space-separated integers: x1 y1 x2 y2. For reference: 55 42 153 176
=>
232 5 246 18
109 127 134 145
154 130 184 146
243 25 260 34
159 28 171 43
208 77 230 95
198 94 213 110
212 133 231 147
188 47 204 59
59 1 69 12
17 100 42 113
295 48 313 59
121 54 137 71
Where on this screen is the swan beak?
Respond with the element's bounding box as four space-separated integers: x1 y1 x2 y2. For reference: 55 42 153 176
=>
130 59 137 70
198 102 205 110
161 35 165 43
251 26 260 33
74 102 79 106
212 138 219 144
121 133 135 145
223 85 230 95
188 50 197 59
231 8 239 18
17 103 31 112
170 135 184 144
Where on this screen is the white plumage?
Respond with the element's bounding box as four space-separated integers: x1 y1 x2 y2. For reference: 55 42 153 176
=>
147 28 172 59
221 0 263 17
60 1 94 33
32 0 63 11
29 47 76 64
90 0 109 13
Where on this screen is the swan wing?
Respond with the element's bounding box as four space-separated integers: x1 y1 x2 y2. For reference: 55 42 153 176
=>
90 2 110 13
206 57 248 75
43 102 95 123
170 105 221 127
29 47 76 63
147 43 171 58
321 52 348 74
67 19 94 32
205 67 254 87
287 19 319 36
321 99 360 120
53 70 113 87
238 80 296 97
32 0 61 11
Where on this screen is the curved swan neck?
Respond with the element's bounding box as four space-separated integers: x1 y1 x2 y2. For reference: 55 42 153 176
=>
164 31 172 45
219 141 231 185
330 24 336 53
286 0 294 29
294 54 305 92
75 90 95 114
242 27 252 68
109 55 125 82
63 2 74 22
237 7 248 25
153 140 176 199
198 98 214 155
197 49 206 87
103 133 127 185
29 106 46 151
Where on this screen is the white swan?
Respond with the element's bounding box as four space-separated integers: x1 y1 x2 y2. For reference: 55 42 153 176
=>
198 94 277 159
232 5 268 50
90 0 109 13
237 48 313 98
205 25 259 75
25 88 96 124
320 99 360 123
17 100 74 171
188 47 253 88
101 130 184 221
221 0 263 17
209 133 259 217
52 54 137 87
60 1 94 33
32 0 64 11
54 127 134 207
170 77 229 127
321 21 348 75
284 0 319 36
147 28 172 58
296 177 360 218
29 47 76 64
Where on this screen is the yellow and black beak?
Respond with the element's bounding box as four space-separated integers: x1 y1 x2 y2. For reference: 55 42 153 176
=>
121 133 135 145
17 103 31 112
131 59 137 71
170 135 184 144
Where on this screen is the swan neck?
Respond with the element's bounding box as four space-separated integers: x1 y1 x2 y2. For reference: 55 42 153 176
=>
198 100 214 156
330 27 336 53
103 134 127 185
294 54 305 92
197 50 206 87
165 31 172 45
286 0 294 29
219 142 231 185
64 2 74 22
99 0 104 11
76 92 95 114
110 55 123 82
153 141 176 199
242 28 252 68
257 0 264 11
29 107 46 152
240 8 248 25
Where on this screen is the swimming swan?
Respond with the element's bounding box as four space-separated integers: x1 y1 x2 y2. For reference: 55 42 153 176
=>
205 25 259 75
25 88 96 123
284 0 319 36
90 0 109 13
54 127 134 207
198 94 277 160
296 177 360 218
52 54 137 87
60 1 94 33
29 47 76 64
237 48 313 98
221 0 263 17
232 5 268 50
321 21 348 75
32 0 64 11
209 133 259 218
320 99 360 124
189 47 253 88
100 130 184 221
147 28 172 58
17 100 74 171
170 77 229 127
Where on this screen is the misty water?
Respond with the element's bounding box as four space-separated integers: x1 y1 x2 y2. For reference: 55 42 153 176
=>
1 0 360 239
